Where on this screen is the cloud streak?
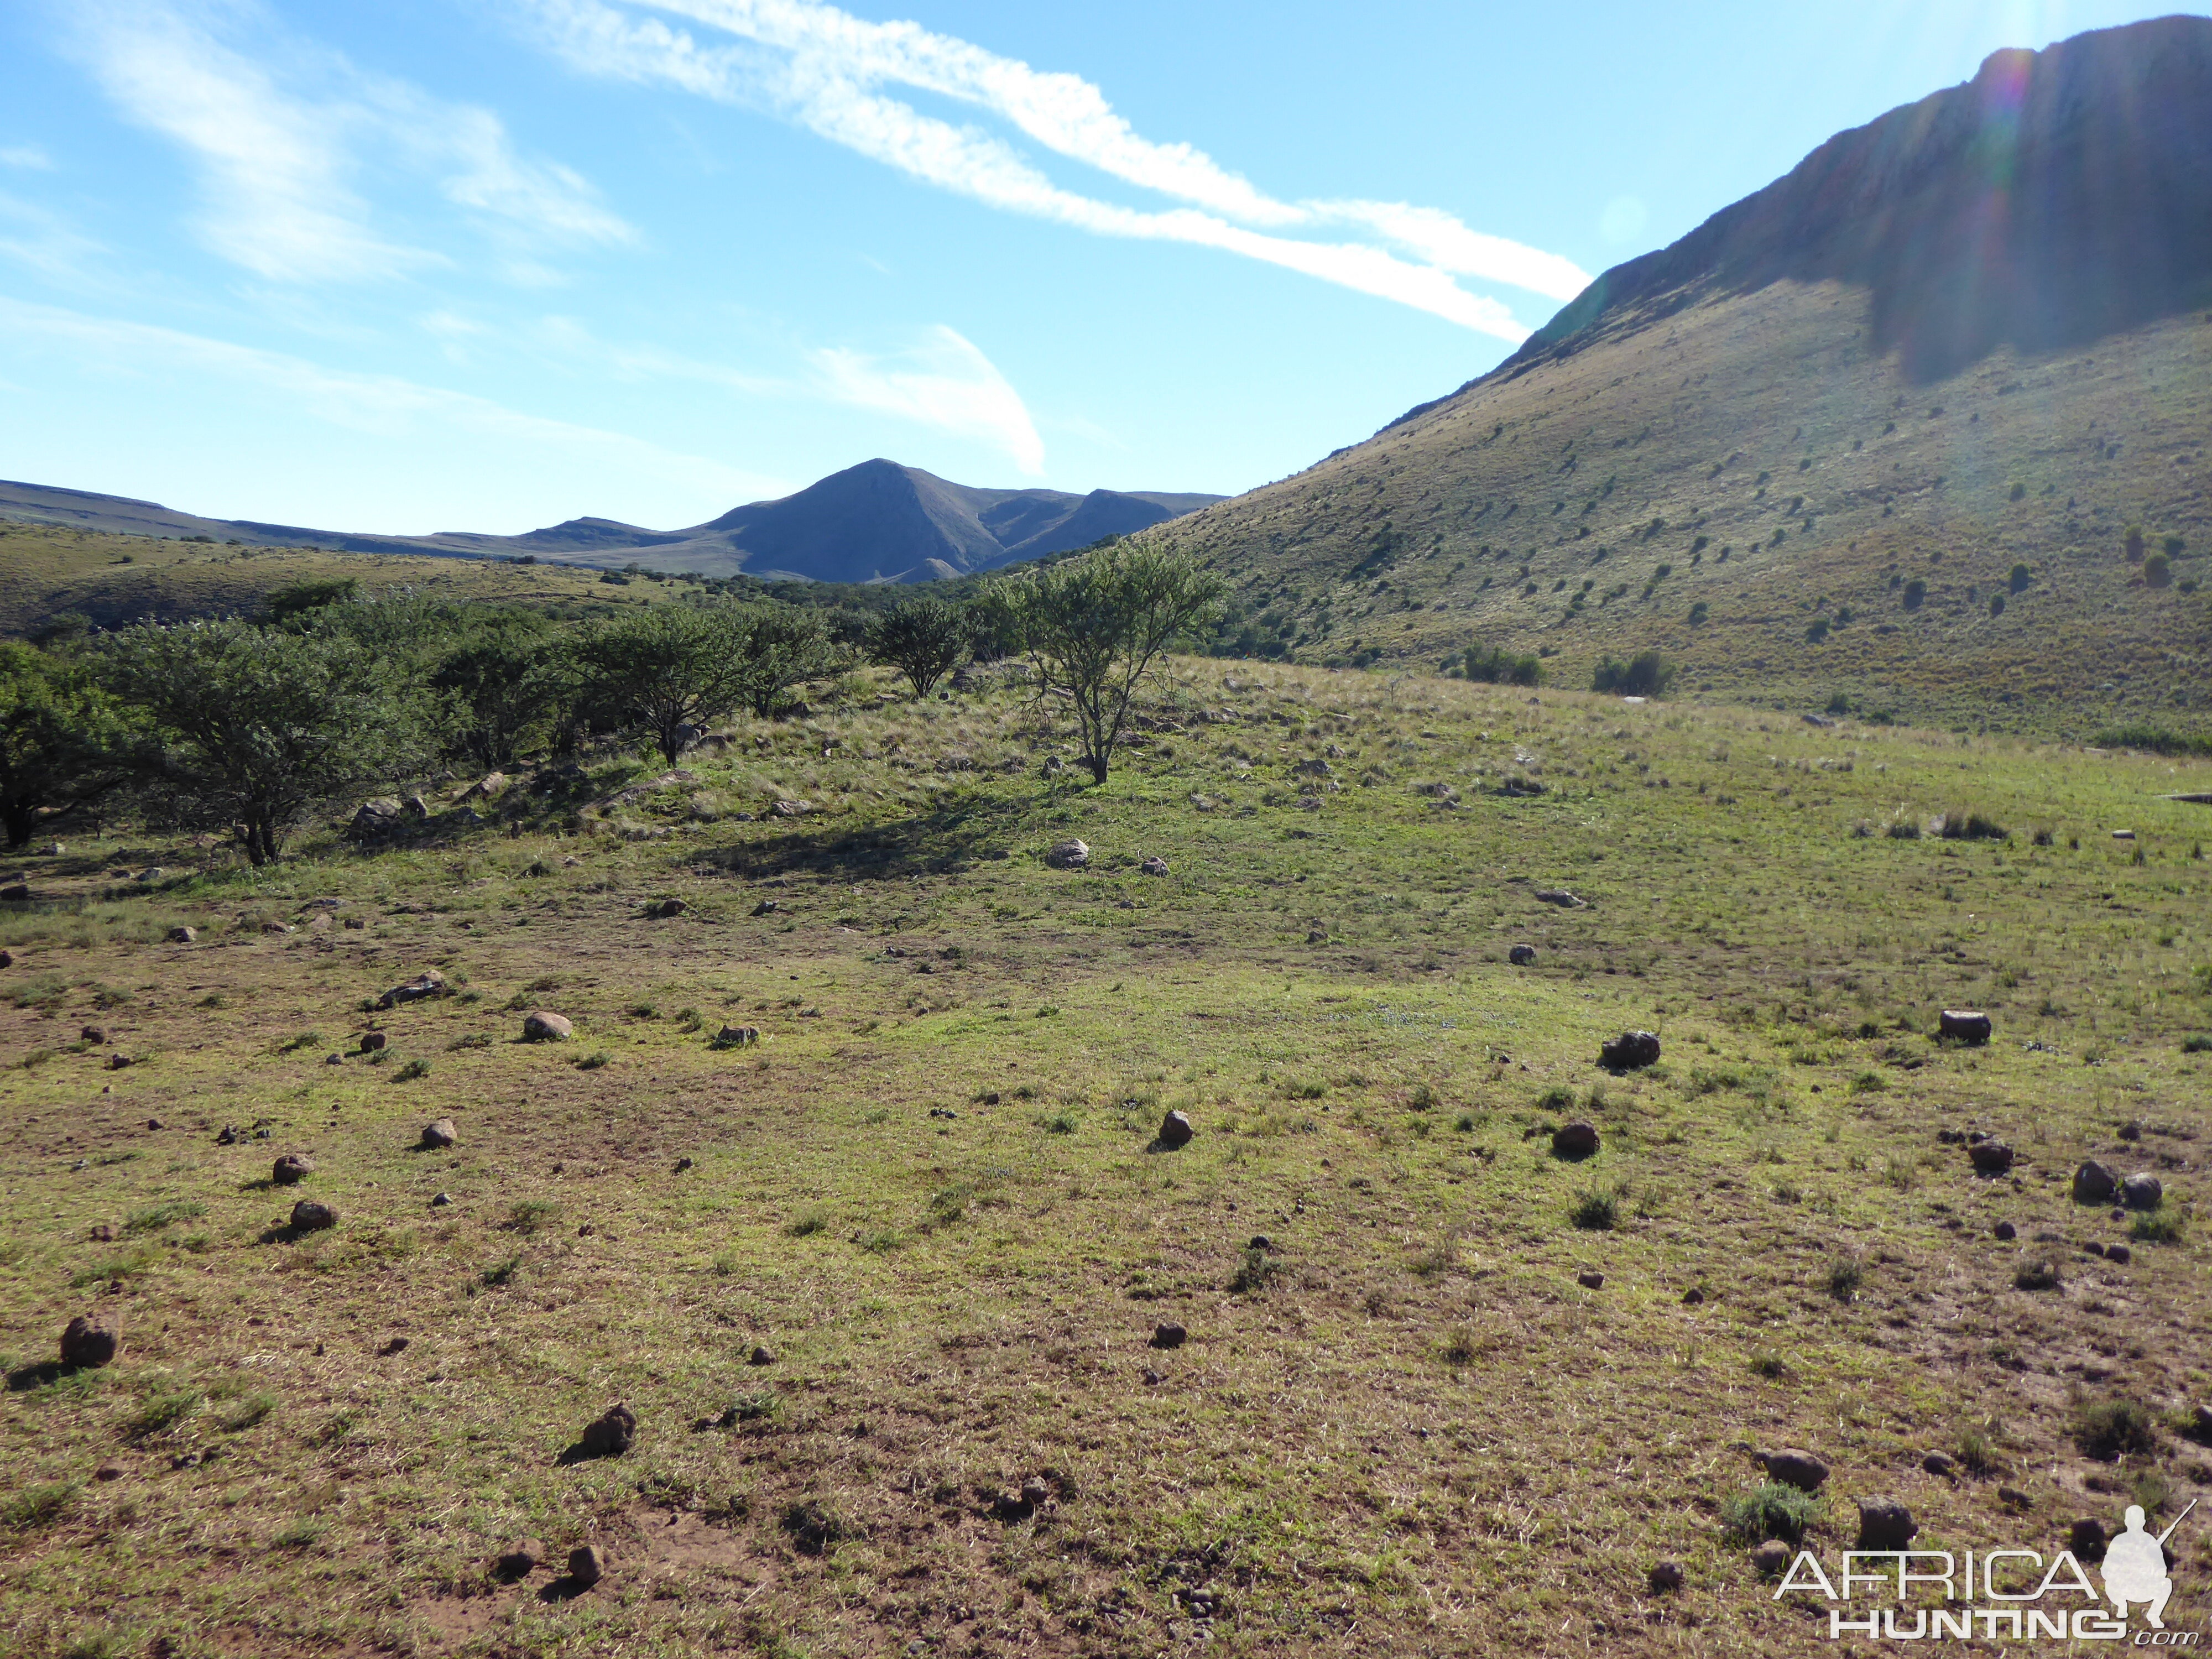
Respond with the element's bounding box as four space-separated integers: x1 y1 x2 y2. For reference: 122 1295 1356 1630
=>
519 0 1589 339
808 326 1043 475
61 0 632 283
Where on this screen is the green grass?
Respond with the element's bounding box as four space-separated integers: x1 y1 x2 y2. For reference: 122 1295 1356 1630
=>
2072 1398 2157 1462
1721 1481 1823 1544
0 655 2206 1655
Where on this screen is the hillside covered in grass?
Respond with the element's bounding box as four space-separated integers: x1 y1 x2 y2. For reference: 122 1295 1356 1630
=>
3 660 2208 1656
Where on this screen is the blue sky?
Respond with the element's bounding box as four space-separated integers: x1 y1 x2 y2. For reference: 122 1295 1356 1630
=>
0 0 2194 536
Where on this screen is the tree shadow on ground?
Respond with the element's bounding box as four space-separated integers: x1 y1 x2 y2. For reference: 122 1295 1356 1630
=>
692 793 1043 885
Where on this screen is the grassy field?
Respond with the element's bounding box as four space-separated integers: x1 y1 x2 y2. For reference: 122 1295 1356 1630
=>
1152 281 2212 737
0 522 681 635
2 660 2209 1657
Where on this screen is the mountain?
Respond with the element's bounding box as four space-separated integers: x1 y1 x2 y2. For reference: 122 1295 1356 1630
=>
0 461 1223 585
1152 17 2212 734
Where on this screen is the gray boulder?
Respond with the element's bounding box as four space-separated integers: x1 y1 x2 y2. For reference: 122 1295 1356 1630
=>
2073 1160 2118 1204
1045 838 1091 869
61 1315 119 1369
522 1010 572 1042
1856 1499 1918 1551
1600 1030 1661 1070
1756 1448 1829 1492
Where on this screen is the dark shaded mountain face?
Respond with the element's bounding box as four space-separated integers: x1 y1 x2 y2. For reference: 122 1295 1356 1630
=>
1501 14 2212 387
1149 16 2212 735
0 461 1222 583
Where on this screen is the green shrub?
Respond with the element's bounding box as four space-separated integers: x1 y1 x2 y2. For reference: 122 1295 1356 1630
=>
1936 810 2005 841
2090 725 2212 758
1463 643 1542 686
2 1481 80 1530
1958 1425 2000 1475
2145 552 2172 588
122 1199 206 1234
2072 1399 2156 1461
2009 562 2033 592
1592 650 1676 697
1902 578 1927 610
2132 1209 2185 1245
1827 1258 1863 1301
1570 1190 1618 1230
1723 1481 1822 1543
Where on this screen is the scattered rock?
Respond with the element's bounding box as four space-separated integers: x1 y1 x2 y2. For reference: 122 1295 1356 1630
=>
522 1010 573 1042
1999 1486 2032 1509
324 1052 342 1066
2195 1404 2212 1442
272 1152 316 1185
1150 1322 1187 1350
1045 839 1091 870
2082 1240 2106 1258
1142 1368 1164 1385
1248 1235 1273 1252
80 1024 106 1044
135 867 165 884
566 1545 605 1588
1 883 31 902
650 898 687 918
351 798 406 839
1648 1561 1685 1594
145 1118 163 1131
1757 1448 1830 1493
2070 1518 2108 1561
1157 1109 1195 1150
1923 1451 1958 1477
0 948 11 967
216 1124 241 1145
769 799 811 818
1969 1139 2016 1175
1751 1540 1793 1576
1939 1009 1992 1045
1140 855 1170 877
1600 1030 1662 1070
403 795 431 820
1577 1269 1605 1290
167 926 197 944
466 771 508 800
2073 1160 2117 1204
94 1463 123 1482
420 1119 457 1150
578 1403 637 1458
430 1192 452 1207
378 969 447 1009
1994 1220 2017 1240
88 1224 114 1242
1533 888 1585 908
2105 1242 2133 1265
359 1032 387 1052
1508 943 1538 966
2120 1172 2163 1210
1551 1120 1601 1160
1681 1286 1705 1305
289 1199 337 1233
1856 1499 1919 1551
992 1488 1037 1522
749 898 781 917
493 1538 545 1581
748 1345 775 1366
61 1315 119 1369
716 1025 760 1047
674 1156 694 1173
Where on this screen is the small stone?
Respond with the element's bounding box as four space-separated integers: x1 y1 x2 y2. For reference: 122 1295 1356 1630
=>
145 1118 163 1131
1757 1448 1830 1492
2194 1404 2212 1442
430 1192 452 1207
2117 1120 2143 1141
1856 1499 1918 1551
216 1124 240 1145
1142 1368 1164 1385
81 1024 106 1044
1248 1235 1273 1252
1551 1120 1601 1159
578 1403 637 1458
1 883 32 902
2081 1240 2107 1258
1939 1009 1992 1044
289 1199 337 1232
1994 1220 2017 1240
567 1544 605 1588
1681 1286 1705 1305
1140 856 1170 877
2070 1518 2108 1561
420 1119 457 1150
136 867 165 884
750 898 780 916
1599 1030 1661 1070
493 1538 545 1580
0 948 11 966
2119 1172 2163 1210
1922 1451 1958 1477
992 1489 1036 1522
1969 1139 2015 1175
95 1463 124 1482
1020 1478 1050 1509
716 1025 760 1047
674 1156 695 1173
324 1052 342 1065
272 1152 315 1185
1751 1540 1792 1576
2073 1160 2117 1204
1150 1322 1187 1350
1533 888 1585 909
1577 1269 1605 1290
1648 1561 1685 1594
1157 1109 1195 1150
2105 1242 2132 1265
522 1010 573 1042
651 898 687 918
1045 838 1091 870
748 1345 775 1366
61 1315 119 1369
1508 944 1538 966
359 1032 388 1052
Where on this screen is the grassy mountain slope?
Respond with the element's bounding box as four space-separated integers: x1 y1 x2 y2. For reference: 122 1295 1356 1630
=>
1155 20 2212 737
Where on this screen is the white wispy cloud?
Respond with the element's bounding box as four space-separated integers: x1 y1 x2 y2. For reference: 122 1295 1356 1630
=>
517 0 1590 338
0 144 56 170
0 294 779 503
808 326 1043 474
0 191 107 282
60 0 632 283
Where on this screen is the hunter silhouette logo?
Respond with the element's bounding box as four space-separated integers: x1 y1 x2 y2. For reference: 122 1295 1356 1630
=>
2106 1501 2193 1630
1773 1497 2197 1642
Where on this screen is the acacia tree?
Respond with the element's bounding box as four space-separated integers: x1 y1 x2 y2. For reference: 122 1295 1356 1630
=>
430 613 572 769
577 604 836 763
98 620 424 865
987 540 1223 783
868 596 967 698
0 644 126 848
